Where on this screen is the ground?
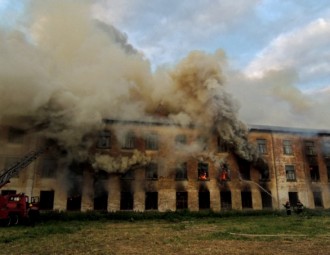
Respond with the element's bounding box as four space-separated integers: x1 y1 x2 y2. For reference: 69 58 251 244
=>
0 214 330 255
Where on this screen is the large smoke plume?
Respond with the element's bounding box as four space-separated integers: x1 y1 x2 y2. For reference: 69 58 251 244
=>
0 0 264 174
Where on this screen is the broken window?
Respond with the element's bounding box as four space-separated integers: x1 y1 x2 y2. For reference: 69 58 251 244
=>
145 163 158 180
283 140 293 155
198 190 210 210
145 133 158 150
198 162 209 180
285 165 296 181
176 192 188 210
217 137 229 152
220 191 232 210
304 141 316 156
175 162 187 180
175 134 187 146
8 128 25 144
40 158 57 178
313 192 323 208
309 165 320 182
256 139 267 154
288 192 298 206
122 131 136 149
121 169 135 180
120 192 133 210
97 130 111 149
238 158 250 180
219 163 231 182
241 191 252 209
39 190 55 210
261 191 272 209
145 192 158 210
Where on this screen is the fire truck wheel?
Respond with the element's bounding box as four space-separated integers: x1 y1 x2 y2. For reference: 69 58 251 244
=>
10 215 19 225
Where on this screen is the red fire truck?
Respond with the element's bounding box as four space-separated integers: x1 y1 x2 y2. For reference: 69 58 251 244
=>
0 148 46 226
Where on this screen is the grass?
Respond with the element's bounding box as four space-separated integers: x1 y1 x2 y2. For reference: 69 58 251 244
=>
1 210 330 254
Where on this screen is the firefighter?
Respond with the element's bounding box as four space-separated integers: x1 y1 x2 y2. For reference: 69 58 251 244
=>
296 200 304 214
283 201 291 215
27 204 39 227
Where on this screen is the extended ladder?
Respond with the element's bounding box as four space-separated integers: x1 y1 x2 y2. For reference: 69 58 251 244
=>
0 147 47 189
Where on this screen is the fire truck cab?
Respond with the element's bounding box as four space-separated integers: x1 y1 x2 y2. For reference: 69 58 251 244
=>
0 193 40 226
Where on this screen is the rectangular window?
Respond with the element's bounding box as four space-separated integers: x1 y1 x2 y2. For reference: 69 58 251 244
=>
288 192 298 206
145 192 158 210
217 137 228 152
198 162 209 180
198 191 210 210
285 165 296 181
97 130 111 149
283 140 293 155
327 165 330 182
241 191 253 209
305 141 316 156
257 139 267 154
176 192 188 210
145 163 158 180
122 131 135 149
8 128 25 144
261 191 272 209
93 190 108 211
145 133 158 150
120 192 133 210
220 191 232 210
175 134 187 146
323 141 330 159
40 158 57 178
121 169 134 180
39 190 55 210
313 192 323 208
309 165 320 182
175 162 187 180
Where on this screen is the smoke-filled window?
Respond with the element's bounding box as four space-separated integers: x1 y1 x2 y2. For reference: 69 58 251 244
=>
122 131 136 149
40 158 57 178
198 162 209 180
175 162 187 180
256 139 267 154
145 192 158 210
217 137 229 152
97 130 111 149
7 128 25 144
304 141 316 156
145 163 158 180
39 190 55 210
283 140 293 155
145 133 158 150
175 134 187 146
121 169 134 180
309 165 320 182
176 192 188 210
285 165 296 181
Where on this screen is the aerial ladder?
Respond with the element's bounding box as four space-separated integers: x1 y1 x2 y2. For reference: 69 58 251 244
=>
0 147 48 189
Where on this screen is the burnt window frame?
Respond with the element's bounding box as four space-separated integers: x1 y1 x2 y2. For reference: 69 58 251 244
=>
145 192 158 210
145 163 158 180
283 140 293 155
220 191 232 210
175 162 188 180
96 130 111 149
285 165 296 181
256 139 267 154
176 192 188 210
120 192 134 210
241 191 253 209
313 191 323 208
198 162 209 181
304 141 316 156
40 158 58 178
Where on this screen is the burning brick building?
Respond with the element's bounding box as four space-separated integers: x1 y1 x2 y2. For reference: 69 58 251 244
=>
1 120 330 212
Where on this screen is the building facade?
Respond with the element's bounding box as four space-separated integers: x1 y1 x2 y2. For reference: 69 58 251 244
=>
1 120 330 212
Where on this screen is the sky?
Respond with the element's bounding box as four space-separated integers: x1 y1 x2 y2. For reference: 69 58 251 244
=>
0 0 330 130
